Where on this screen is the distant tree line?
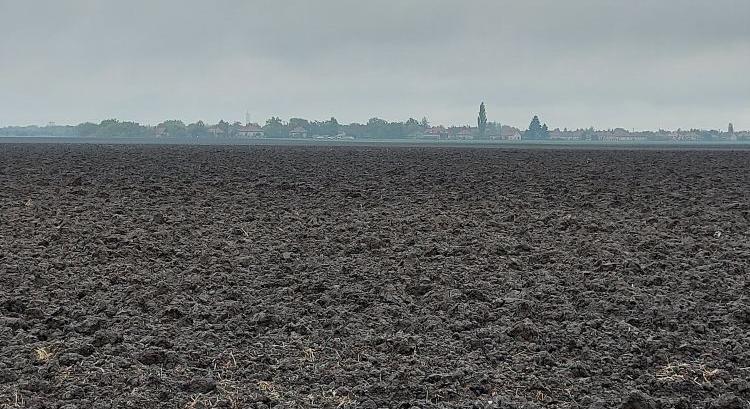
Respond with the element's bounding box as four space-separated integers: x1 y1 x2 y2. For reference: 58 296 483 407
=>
0 105 745 141
0 116 433 139
250 116 436 139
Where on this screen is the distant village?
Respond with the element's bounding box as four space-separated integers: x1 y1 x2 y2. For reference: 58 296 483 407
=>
383 124 747 142
1 113 747 142
158 116 748 142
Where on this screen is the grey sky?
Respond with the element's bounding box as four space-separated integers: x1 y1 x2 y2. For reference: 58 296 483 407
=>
1 0 748 130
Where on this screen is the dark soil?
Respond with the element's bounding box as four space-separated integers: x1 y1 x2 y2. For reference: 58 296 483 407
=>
1 144 749 408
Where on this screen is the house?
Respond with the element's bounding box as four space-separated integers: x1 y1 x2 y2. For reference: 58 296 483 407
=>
671 130 700 141
549 128 583 141
237 123 264 138
567 129 586 140
503 127 522 141
207 126 225 137
288 126 308 138
490 126 522 141
598 128 647 142
154 126 168 138
455 128 474 140
422 126 448 139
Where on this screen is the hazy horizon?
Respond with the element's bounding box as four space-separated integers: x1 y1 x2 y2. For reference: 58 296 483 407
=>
2 0 749 130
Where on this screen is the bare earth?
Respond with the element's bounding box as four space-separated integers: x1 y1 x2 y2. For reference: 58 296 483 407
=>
1 144 749 408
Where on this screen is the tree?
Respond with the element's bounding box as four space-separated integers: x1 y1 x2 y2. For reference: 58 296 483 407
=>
524 115 549 140
94 119 148 138
187 121 207 138
263 116 286 138
343 122 366 138
421 117 429 128
76 122 98 137
289 118 310 130
323 117 340 136
386 121 406 138
525 116 541 140
366 117 388 138
486 121 501 137
218 120 230 135
157 120 187 138
405 118 422 137
478 102 487 139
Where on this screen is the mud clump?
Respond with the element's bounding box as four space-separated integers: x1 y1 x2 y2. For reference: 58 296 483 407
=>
135 349 166 365
182 377 217 394
708 394 750 409
620 391 656 409
507 318 539 341
92 330 124 347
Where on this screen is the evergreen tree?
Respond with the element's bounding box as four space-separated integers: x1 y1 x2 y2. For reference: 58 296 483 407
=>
478 102 487 139
525 115 542 140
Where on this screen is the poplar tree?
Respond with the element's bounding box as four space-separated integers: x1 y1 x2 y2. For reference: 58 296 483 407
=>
478 102 487 139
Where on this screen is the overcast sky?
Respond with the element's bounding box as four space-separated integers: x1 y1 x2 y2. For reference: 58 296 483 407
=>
1 0 748 130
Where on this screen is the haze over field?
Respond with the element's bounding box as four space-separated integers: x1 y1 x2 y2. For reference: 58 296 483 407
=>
1 0 749 130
